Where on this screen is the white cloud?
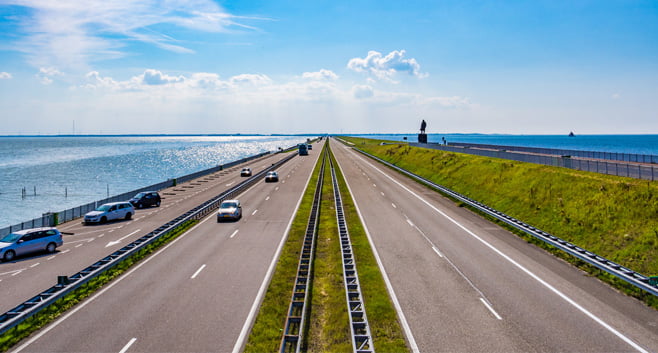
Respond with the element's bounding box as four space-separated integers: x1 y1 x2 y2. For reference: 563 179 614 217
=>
229 74 272 86
4 0 262 70
611 93 621 99
347 50 427 81
36 67 63 85
142 69 185 85
352 85 374 99
302 69 338 81
0 72 12 79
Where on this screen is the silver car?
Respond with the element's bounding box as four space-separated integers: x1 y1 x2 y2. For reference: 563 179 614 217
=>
0 227 63 262
84 201 135 224
217 199 242 222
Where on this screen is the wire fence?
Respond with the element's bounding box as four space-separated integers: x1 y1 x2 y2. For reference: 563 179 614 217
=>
410 143 658 181
0 151 272 237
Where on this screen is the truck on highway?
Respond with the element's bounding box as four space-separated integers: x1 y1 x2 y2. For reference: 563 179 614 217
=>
298 143 309 156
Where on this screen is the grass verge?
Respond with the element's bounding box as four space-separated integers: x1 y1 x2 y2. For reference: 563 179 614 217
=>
0 219 198 352
328 143 409 352
341 136 658 308
244 145 325 352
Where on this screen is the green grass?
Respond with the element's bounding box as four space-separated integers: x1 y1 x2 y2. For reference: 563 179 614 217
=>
0 220 198 352
245 145 326 353
328 143 408 352
341 136 658 308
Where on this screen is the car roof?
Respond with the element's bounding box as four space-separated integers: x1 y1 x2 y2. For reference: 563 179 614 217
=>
222 199 240 204
12 227 58 235
103 201 132 206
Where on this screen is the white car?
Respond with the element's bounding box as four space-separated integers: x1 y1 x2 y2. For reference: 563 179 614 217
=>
217 199 242 222
84 202 135 224
240 168 252 177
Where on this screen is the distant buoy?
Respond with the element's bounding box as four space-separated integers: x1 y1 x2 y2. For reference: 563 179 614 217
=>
568 131 575 137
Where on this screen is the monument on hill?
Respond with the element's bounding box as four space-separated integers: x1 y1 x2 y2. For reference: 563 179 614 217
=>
418 119 427 143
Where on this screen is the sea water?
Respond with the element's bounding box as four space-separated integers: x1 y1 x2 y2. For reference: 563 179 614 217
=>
0 135 310 226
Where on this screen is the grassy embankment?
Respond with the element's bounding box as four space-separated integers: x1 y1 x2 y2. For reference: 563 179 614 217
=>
0 220 199 352
245 142 407 352
341 136 658 308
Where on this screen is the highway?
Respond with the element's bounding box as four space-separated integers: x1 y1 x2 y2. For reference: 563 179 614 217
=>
0 150 296 314
10 141 323 353
330 138 658 352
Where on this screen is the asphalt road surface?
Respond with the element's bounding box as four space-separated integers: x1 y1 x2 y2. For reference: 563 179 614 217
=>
0 149 307 312
11 141 324 353
331 138 658 352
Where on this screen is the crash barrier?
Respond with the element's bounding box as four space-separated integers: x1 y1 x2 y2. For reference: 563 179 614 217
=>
280 147 326 353
448 142 658 164
0 149 290 237
348 145 658 298
410 143 658 181
0 152 297 336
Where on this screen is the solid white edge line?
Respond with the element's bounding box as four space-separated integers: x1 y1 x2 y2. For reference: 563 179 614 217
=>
432 246 444 258
118 338 137 353
353 149 649 353
191 264 206 279
480 298 502 320
333 141 420 353
229 230 239 238
12 214 215 353
232 145 322 353
406 219 414 227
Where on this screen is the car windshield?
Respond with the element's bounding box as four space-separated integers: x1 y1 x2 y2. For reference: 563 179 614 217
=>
95 205 111 212
0 233 22 243
134 192 146 198
220 202 238 208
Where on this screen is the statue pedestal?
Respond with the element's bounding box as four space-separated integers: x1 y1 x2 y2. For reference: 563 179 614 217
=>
418 133 427 143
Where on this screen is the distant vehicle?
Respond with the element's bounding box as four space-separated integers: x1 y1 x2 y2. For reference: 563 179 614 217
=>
0 227 63 262
307 144 313 150
217 199 242 222
240 167 252 177
298 144 308 156
84 201 135 224
129 191 161 208
265 171 279 182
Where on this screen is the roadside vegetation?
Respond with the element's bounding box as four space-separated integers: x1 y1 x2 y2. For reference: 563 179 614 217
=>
341 136 658 308
0 220 198 352
246 141 408 352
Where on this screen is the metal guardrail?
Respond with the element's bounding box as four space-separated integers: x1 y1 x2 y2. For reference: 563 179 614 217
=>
410 143 658 181
0 152 297 336
348 146 658 298
0 150 280 237
448 142 658 164
279 146 327 353
329 147 374 353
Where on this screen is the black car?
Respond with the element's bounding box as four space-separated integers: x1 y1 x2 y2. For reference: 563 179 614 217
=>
129 191 161 208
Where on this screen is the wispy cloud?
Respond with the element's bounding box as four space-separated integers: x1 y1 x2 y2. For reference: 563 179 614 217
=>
2 0 259 70
0 72 12 79
347 50 427 82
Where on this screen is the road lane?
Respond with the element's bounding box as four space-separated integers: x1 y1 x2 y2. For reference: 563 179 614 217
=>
0 152 294 314
14 141 324 353
331 138 658 352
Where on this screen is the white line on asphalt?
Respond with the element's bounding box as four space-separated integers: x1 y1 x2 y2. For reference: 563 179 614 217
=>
30 263 40 268
275 186 279 191
391 203 397 208
282 180 286 184
105 229 142 248
373 183 376 187
1 269 24 276
226 182 234 186
352 151 648 353
432 246 444 258
233 146 322 353
75 244 83 248
66 237 95 244
191 264 206 279
406 219 414 227
252 209 258 216
331 145 420 353
119 338 137 353
265 196 270 201
381 192 385 196
230 230 239 238
12 271 22 276
47 255 56 260
480 298 502 320
61 249 70 254
98 234 104 238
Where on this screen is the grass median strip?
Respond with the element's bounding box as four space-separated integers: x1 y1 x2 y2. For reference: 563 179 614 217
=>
0 220 198 352
342 136 658 308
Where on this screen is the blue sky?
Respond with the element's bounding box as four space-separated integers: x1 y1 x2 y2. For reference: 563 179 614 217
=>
0 0 657 135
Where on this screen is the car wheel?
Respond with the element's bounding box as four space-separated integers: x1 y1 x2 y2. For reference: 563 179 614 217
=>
46 242 57 253
156 201 161 207
3 250 16 262
125 212 132 220
101 216 107 223
137 203 143 209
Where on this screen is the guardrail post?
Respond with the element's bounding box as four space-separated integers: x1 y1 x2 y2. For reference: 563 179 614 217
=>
57 276 70 286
